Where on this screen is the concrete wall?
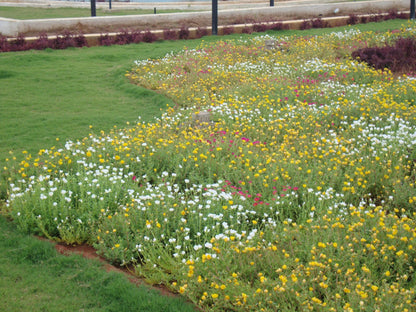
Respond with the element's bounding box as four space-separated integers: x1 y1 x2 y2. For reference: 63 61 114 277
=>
0 0 410 37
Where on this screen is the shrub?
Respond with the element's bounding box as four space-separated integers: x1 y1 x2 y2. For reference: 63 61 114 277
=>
0 31 88 52
347 14 359 25
142 30 157 43
242 26 253 34
382 11 408 21
73 33 88 47
0 35 11 52
397 11 409 19
222 26 234 36
269 21 285 31
386 10 399 20
31 33 51 50
195 27 209 38
360 16 369 24
98 33 113 46
113 29 142 45
352 37 416 73
253 23 269 33
11 34 28 51
369 14 383 22
47 31 88 50
129 30 143 44
114 29 131 45
49 35 65 49
163 29 177 40
311 18 328 29
178 26 190 40
300 20 312 30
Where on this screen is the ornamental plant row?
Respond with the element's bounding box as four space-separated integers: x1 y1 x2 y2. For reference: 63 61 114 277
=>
0 11 408 52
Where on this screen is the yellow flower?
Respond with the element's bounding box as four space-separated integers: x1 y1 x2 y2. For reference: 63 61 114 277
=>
311 297 322 304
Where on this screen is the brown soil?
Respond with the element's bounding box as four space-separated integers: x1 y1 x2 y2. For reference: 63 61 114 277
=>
38 237 183 300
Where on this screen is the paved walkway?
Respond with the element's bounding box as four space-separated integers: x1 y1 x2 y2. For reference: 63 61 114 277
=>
0 0 386 11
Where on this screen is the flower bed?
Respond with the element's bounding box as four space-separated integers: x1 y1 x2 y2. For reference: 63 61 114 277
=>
5 22 416 311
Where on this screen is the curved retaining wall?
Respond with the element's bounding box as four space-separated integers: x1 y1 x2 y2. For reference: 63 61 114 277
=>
0 0 409 36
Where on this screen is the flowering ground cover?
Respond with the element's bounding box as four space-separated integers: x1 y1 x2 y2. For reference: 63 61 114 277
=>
4 22 416 311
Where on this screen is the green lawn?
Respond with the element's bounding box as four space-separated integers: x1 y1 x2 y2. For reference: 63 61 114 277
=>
0 43 180 159
0 215 197 312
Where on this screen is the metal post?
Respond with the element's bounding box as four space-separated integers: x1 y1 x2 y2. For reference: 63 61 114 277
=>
212 0 218 35
270 0 274 7
154 7 157 14
411 0 415 19
109 0 112 10
91 0 96 17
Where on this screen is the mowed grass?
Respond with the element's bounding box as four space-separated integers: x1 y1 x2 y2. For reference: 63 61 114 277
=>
0 6 189 20
0 215 196 312
0 43 182 159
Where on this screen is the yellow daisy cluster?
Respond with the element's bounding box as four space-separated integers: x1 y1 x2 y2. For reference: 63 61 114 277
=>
5 23 416 311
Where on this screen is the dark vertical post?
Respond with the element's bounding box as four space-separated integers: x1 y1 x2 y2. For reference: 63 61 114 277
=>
154 7 157 14
91 0 96 17
109 0 112 10
212 0 218 35
270 0 274 7
411 0 415 19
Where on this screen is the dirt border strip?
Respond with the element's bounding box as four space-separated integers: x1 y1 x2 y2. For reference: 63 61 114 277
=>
34 235 200 306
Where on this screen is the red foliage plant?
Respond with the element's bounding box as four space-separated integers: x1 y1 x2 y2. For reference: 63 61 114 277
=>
352 37 416 74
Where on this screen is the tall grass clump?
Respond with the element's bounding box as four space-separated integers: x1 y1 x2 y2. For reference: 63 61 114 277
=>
3 21 416 311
